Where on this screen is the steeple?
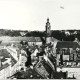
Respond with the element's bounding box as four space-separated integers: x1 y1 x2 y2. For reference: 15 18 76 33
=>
45 18 52 44
45 18 51 36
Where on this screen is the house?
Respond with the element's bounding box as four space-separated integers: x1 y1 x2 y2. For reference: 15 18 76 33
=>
56 41 80 67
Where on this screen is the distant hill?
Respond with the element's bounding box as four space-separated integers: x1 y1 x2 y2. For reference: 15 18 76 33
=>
0 29 80 41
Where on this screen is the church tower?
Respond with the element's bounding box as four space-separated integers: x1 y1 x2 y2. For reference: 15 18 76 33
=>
45 18 51 36
45 18 51 44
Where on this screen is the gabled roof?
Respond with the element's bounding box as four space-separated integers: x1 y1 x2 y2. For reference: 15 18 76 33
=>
56 41 80 48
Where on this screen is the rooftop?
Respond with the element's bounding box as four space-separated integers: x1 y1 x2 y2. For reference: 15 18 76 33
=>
56 41 80 48
0 36 59 42
0 37 42 42
0 49 10 58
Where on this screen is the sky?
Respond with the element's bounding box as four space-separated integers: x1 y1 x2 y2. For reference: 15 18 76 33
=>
0 0 80 31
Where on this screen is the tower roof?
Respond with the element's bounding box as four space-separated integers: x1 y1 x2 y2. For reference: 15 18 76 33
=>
47 18 49 23
46 18 50 25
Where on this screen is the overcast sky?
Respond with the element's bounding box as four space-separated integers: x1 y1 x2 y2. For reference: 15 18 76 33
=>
0 0 80 31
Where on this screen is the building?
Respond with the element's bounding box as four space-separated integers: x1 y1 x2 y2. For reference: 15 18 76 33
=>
56 41 80 67
45 18 51 37
0 48 17 79
51 71 67 79
45 18 59 44
56 41 80 78
0 19 59 47
0 36 43 46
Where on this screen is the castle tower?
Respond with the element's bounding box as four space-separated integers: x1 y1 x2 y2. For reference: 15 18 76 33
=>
45 18 51 36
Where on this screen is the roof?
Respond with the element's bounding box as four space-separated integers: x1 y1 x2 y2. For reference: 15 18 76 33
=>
50 37 60 42
43 37 60 42
0 49 10 58
0 36 42 42
35 37 42 42
0 49 17 71
52 71 67 79
11 68 43 79
56 41 80 48
0 36 59 42
34 59 54 78
0 63 9 71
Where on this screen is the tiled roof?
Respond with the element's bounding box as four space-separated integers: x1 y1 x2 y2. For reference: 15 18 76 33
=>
56 41 80 48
